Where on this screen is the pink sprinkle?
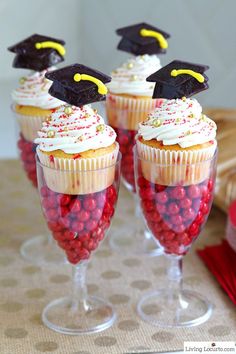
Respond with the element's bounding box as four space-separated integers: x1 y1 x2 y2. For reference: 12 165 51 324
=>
49 155 54 163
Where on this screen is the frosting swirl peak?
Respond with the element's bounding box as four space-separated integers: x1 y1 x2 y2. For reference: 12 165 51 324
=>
138 98 217 148
35 105 116 153
12 68 64 109
107 54 161 96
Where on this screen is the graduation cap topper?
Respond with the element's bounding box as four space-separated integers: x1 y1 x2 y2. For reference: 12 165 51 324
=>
8 34 66 71
45 64 111 107
116 22 170 55
146 60 209 99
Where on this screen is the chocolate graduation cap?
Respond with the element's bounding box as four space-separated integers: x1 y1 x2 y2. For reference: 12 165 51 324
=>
8 34 66 71
45 64 111 106
147 60 209 99
116 22 170 55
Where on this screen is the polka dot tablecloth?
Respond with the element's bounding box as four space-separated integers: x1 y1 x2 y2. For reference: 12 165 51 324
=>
0 160 235 354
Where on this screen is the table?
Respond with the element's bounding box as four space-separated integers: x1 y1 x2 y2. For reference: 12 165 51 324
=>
0 160 235 354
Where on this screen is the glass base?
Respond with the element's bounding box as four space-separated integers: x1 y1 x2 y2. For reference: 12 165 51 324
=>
137 289 213 328
42 295 116 335
20 235 66 266
109 227 163 257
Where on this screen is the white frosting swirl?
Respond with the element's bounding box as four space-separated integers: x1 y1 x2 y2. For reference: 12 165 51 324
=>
107 55 162 96
138 98 217 148
12 68 64 109
35 105 116 153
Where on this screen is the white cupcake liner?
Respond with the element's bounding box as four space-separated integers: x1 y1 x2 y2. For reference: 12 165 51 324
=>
12 107 50 142
106 94 163 130
137 139 217 186
37 143 119 195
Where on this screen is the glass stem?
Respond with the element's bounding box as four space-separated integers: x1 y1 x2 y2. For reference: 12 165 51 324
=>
70 261 88 313
166 255 183 305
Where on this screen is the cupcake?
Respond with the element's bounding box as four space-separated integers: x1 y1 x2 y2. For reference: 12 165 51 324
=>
137 60 217 186
8 34 66 142
35 64 119 195
106 22 170 189
12 68 65 142
8 34 66 186
106 54 163 130
106 22 170 130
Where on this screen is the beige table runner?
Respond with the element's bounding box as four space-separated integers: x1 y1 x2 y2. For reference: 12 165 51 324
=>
0 160 235 354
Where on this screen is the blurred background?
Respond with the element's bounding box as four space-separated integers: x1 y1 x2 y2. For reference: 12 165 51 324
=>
1 0 235 158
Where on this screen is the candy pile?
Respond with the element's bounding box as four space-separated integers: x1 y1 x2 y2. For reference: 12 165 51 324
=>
40 184 118 264
138 176 214 255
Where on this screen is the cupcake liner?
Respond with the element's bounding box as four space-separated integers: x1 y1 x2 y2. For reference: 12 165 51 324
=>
37 143 119 195
106 94 163 131
137 139 217 186
13 107 49 142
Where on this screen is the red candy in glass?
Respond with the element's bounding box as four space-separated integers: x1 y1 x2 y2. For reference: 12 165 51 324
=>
36 152 121 335
18 134 37 187
137 177 214 255
113 127 136 191
105 97 164 256
17 133 65 265
40 184 118 264
134 144 217 328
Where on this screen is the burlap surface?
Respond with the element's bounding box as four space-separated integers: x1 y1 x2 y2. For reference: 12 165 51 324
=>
0 160 235 354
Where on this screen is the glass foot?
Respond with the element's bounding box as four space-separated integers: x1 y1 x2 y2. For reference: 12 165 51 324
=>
109 227 163 257
137 289 213 328
20 235 66 265
42 295 116 335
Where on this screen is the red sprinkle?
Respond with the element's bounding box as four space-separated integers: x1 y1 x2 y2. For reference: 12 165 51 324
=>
73 154 81 160
49 155 54 163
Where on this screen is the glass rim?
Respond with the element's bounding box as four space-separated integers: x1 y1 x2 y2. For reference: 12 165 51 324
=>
36 151 122 173
133 145 218 167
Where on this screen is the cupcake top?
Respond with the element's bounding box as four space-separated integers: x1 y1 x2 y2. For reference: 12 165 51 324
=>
35 105 116 154
107 55 161 96
138 98 217 148
12 68 64 109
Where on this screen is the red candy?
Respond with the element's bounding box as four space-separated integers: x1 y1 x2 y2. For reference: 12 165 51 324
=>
60 207 69 218
179 198 192 209
41 184 118 264
168 202 180 215
76 210 90 222
138 177 215 256
71 221 84 232
201 202 209 215
156 203 166 214
91 208 103 220
182 208 196 221
170 215 183 225
187 185 201 199
171 186 186 200
18 134 37 187
156 191 169 204
83 198 97 211
113 127 136 191
208 179 214 192
85 219 98 231
57 194 71 206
